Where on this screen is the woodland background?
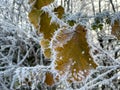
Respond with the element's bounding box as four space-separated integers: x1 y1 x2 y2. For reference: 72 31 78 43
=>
0 0 120 90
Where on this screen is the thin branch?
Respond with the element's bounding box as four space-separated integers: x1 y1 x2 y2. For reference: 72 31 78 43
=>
99 0 101 13
109 0 116 12
91 0 95 16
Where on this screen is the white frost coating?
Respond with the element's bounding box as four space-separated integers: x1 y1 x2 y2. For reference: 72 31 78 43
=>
71 61 76 66
111 12 120 25
82 51 85 54
50 26 74 49
79 71 84 75
13 66 49 90
84 23 120 89
86 29 99 65
28 0 36 8
41 6 68 27
91 30 99 44
84 70 87 73
59 56 63 59
77 72 85 79
49 25 76 77
73 69 76 72
1 0 120 90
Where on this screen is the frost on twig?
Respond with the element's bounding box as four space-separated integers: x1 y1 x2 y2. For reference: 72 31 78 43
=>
0 0 120 90
0 0 43 89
